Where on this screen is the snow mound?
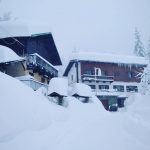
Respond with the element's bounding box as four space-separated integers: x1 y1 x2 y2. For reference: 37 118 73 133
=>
0 72 60 143
71 83 93 97
0 45 24 63
0 72 150 150
48 77 68 96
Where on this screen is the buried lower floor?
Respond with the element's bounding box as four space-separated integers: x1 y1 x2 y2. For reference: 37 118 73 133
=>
97 95 126 111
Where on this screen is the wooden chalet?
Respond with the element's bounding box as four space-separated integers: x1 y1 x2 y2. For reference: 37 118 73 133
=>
63 52 148 110
0 21 62 90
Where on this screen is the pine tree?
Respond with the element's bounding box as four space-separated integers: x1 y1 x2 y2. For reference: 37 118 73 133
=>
139 37 150 94
146 36 150 62
134 28 145 57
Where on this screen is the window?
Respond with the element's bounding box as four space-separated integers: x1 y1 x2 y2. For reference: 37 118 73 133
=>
126 86 138 92
41 77 45 83
95 68 101 76
71 75 73 81
113 85 124 92
84 69 93 75
99 85 109 90
89 85 96 89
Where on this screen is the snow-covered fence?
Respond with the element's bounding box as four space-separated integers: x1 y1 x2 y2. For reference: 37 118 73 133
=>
19 78 48 91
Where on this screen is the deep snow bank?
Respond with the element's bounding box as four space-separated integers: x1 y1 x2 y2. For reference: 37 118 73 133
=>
0 72 150 150
0 72 66 142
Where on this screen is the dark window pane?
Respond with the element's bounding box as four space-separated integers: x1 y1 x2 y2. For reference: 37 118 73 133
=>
89 85 96 89
99 85 109 90
126 86 138 92
113 85 124 92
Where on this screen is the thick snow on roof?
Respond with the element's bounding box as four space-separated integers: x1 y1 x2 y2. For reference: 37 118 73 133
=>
0 20 52 38
48 77 68 96
0 20 29 38
71 83 93 97
0 45 24 63
72 52 148 65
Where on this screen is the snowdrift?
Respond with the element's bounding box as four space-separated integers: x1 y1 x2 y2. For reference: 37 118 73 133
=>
0 72 150 150
0 72 65 142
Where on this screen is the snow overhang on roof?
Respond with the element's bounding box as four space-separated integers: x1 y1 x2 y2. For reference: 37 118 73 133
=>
72 52 148 66
0 20 30 38
0 20 53 38
0 45 24 63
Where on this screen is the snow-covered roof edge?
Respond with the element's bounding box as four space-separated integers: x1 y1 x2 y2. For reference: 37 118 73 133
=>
72 52 148 65
0 45 25 63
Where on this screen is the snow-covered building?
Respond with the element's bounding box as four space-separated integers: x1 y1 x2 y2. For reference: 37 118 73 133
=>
63 52 148 110
64 52 147 92
0 20 62 90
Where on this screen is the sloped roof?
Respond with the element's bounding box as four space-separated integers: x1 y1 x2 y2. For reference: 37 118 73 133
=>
0 45 24 63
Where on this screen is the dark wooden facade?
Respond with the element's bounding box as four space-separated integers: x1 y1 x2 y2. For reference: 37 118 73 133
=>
80 61 144 83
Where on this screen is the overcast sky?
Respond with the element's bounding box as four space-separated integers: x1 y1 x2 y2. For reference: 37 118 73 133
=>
1 0 150 59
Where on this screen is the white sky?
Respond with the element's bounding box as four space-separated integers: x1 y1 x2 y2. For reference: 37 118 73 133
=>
0 0 150 59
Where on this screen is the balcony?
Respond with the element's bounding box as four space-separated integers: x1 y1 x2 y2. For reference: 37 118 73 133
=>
81 74 114 83
26 53 58 78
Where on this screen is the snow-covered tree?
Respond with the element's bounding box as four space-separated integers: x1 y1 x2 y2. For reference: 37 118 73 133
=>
139 37 150 94
134 28 145 57
146 36 150 62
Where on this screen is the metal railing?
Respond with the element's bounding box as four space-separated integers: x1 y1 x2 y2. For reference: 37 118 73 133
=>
20 79 48 91
81 74 114 82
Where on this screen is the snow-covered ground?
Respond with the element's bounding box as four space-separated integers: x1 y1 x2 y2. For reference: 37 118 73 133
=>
0 72 150 150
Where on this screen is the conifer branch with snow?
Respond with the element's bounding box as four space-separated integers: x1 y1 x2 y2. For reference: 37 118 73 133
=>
134 28 145 57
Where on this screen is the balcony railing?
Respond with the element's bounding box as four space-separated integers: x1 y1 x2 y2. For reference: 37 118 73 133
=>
19 78 48 91
81 74 114 82
26 53 58 78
